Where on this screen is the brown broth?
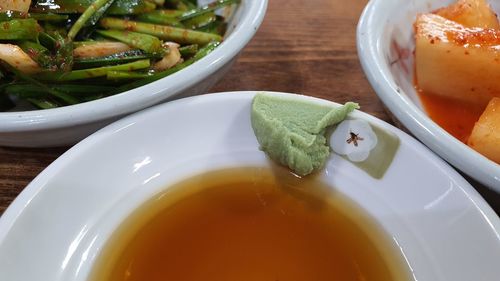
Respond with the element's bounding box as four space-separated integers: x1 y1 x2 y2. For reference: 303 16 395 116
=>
89 167 412 281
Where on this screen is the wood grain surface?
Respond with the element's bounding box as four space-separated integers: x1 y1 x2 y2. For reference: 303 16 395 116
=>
0 0 498 216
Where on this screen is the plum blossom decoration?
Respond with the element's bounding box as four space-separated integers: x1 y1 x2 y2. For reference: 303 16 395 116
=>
329 119 378 162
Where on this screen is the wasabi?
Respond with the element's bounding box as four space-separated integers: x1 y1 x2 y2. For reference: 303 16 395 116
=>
251 93 359 176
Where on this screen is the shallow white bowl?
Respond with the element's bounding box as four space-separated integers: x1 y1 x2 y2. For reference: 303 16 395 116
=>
0 91 499 281
0 0 267 147
357 0 500 191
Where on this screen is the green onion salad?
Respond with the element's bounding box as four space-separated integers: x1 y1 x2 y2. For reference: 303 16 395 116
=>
0 0 238 110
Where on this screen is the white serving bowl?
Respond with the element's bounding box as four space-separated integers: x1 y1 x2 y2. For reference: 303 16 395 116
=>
1 92 499 281
0 0 267 147
357 0 500 191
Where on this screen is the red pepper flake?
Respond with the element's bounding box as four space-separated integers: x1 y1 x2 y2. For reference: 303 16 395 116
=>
27 48 39 57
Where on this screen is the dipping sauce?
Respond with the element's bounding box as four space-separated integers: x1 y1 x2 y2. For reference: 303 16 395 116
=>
89 167 411 281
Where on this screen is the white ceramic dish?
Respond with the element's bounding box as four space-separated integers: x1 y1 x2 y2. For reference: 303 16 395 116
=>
0 0 267 147
357 0 500 191
0 91 499 281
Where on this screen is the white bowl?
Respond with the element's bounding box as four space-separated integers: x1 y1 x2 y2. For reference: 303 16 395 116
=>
0 91 499 281
0 0 267 147
357 0 500 191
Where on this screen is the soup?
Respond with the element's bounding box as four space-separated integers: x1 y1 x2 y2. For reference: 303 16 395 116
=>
89 167 411 281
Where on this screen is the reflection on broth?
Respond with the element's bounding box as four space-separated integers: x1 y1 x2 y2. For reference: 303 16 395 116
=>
89 166 411 281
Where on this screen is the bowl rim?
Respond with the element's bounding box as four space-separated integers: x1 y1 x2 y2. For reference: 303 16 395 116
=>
0 0 268 132
356 0 500 190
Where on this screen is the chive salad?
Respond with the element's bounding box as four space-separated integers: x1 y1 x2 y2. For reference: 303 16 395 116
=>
0 0 238 110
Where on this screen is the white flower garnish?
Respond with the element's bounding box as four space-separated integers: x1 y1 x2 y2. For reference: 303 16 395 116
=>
330 119 378 162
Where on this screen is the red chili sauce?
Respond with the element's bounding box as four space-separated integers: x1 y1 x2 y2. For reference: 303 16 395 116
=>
416 89 485 143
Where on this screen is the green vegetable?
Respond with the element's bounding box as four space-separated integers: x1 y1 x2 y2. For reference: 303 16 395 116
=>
38 32 57 50
68 0 116 40
179 44 198 57
180 0 197 10
96 29 162 53
197 15 226 35
43 22 68 37
0 11 69 21
0 11 27 21
2 62 79 104
180 0 239 21
52 84 115 94
166 0 197 10
182 11 216 29
27 98 59 109
37 59 151 81
85 0 117 27
5 83 115 97
74 49 162 68
29 13 70 21
0 19 39 40
52 33 74 72
5 84 49 98
135 10 184 27
31 0 156 15
114 41 218 92
106 70 152 80
100 17 222 44
18 41 54 69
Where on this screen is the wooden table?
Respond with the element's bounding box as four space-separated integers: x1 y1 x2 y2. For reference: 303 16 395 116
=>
0 0 499 216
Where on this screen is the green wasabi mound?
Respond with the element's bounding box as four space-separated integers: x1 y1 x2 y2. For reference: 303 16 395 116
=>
251 93 359 176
